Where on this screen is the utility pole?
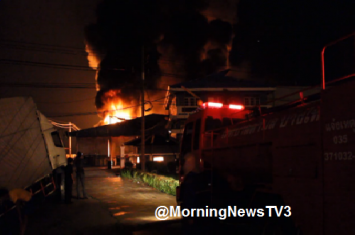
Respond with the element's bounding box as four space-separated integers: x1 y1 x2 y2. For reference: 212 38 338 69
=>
69 122 72 158
141 45 145 172
108 116 112 169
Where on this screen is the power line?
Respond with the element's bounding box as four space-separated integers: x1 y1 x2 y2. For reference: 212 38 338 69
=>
0 40 175 62
0 59 188 77
0 82 173 91
0 59 100 71
47 96 167 118
0 41 252 73
0 39 85 51
0 82 95 89
2 44 89 56
37 97 96 104
49 119 80 130
0 58 252 78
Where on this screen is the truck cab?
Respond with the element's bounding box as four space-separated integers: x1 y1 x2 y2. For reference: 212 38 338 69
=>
38 111 67 169
177 102 250 200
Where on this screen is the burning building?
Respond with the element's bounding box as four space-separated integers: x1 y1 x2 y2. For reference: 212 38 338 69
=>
78 1 245 167
84 0 241 126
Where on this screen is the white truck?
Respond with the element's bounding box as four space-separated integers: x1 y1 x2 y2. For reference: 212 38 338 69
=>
0 97 66 194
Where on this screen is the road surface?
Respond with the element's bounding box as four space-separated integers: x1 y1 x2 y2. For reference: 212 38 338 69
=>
25 167 181 235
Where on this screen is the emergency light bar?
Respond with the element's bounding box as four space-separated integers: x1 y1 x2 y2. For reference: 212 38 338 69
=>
202 102 223 108
229 104 244 110
202 102 245 110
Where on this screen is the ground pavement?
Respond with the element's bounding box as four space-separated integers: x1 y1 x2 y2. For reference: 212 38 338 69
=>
24 167 181 235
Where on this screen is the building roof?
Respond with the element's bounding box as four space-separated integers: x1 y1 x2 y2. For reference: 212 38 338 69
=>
164 70 276 109
124 134 178 146
169 70 275 90
70 114 168 138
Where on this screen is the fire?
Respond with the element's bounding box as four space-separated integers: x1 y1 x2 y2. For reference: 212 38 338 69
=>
85 43 101 69
104 101 132 125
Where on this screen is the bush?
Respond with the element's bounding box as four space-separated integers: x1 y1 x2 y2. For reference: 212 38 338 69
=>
119 169 179 196
120 169 132 179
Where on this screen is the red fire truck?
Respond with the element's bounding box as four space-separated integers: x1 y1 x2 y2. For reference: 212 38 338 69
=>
177 76 355 234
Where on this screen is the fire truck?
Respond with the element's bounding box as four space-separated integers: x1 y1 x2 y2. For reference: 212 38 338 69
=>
176 75 355 234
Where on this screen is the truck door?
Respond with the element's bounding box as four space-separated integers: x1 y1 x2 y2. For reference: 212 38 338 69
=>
37 111 67 169
49 131 67 168
321 79 355 235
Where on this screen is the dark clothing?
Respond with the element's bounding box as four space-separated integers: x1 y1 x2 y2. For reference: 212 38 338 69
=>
65 164 73 183
76 172 87 198
180 171 215 235
74 158 84 174
54 167 65 202
180 172 199 210
74 157 87 198
180 172 201 235
64 164 73 203
64 184 73 203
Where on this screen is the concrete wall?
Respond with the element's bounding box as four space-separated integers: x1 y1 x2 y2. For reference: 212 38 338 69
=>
77 137 109 156
76 136 138 166
76 136 137 157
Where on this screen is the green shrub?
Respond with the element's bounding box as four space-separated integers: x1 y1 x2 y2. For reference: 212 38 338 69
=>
120 169 132 179
132 171 139 179
120 169 179 196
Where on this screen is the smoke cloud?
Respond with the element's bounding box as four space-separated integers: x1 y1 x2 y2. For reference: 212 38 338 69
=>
84 0 238 120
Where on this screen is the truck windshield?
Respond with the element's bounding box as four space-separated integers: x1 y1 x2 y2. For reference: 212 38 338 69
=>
51 131 63 147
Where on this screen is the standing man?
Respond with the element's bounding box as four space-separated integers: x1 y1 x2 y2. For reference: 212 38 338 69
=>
74 152 88 199
180 153 200 235
64 158 74 204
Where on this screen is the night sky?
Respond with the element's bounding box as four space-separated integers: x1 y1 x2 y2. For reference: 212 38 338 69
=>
0 0 101 128
1 0 355 128
232 0 355 85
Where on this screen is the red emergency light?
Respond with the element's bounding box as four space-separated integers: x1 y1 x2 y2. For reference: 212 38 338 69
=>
202 102 245 110
202 102 223 108
229 104 245 110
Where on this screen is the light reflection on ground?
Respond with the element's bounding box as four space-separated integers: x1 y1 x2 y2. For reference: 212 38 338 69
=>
84 168 177 228
127 215 182 222
113 211 130 216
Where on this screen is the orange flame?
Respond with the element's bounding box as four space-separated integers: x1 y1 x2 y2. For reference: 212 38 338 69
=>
104 99 132 125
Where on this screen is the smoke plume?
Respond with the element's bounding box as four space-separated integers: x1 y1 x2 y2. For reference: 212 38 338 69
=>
84 0 239 120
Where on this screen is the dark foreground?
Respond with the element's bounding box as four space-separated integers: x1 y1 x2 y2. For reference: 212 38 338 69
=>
1 167 181 235
0 167 289 235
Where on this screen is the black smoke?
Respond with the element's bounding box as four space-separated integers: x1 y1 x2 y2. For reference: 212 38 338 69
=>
85 0 237 111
